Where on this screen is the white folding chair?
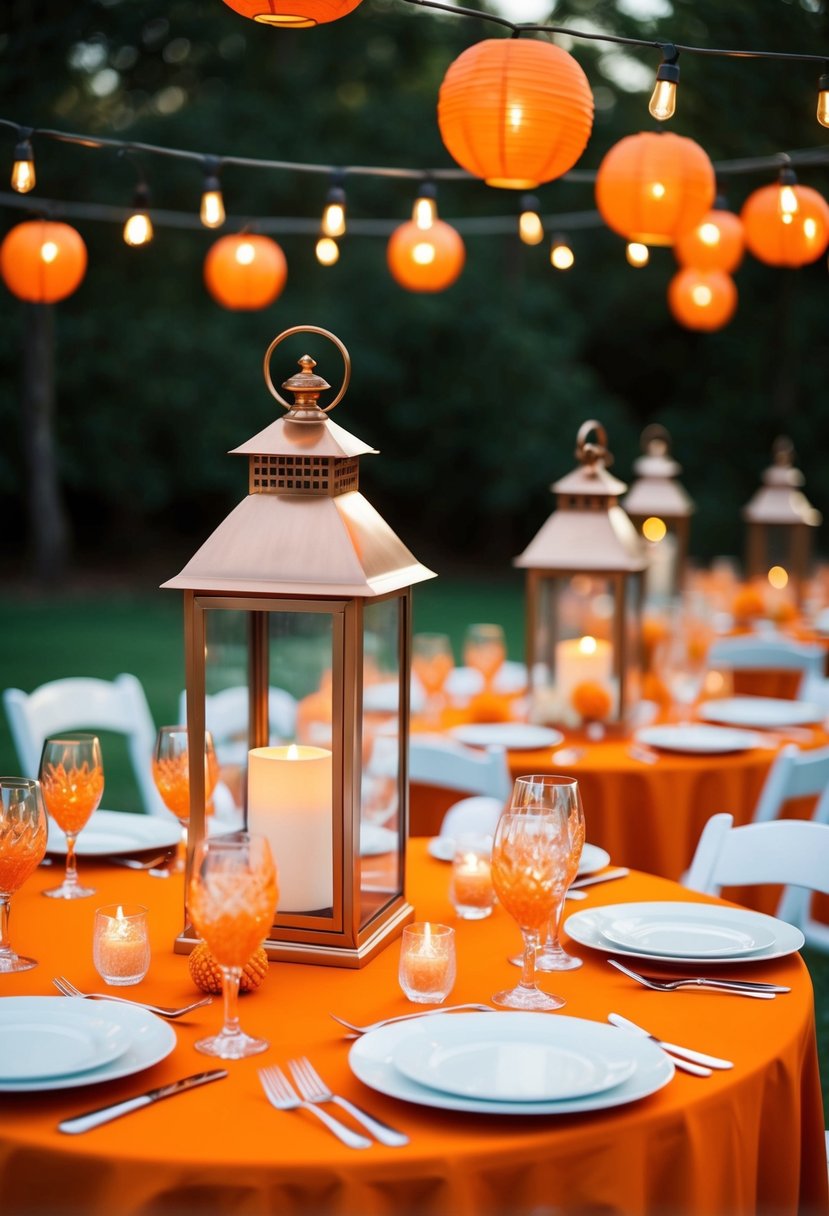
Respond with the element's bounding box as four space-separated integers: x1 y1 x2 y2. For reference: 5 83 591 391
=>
177 686 298 766
3 674 170 818
752 742 829 823
707 634 825 697
408 735 512 802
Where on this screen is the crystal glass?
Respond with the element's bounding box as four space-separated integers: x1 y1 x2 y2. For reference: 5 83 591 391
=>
188 833 277 1059
411 633 454 725
152 726 219 874
655 621 709 723
0 777 47 971
490 776 572 1011
39 734 103 899
398 923 456 1004
521 776 584 972
463 623 506 690
93 903 150 986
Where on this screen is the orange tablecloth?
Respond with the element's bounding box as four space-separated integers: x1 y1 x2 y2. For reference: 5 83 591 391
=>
0 843 826 1216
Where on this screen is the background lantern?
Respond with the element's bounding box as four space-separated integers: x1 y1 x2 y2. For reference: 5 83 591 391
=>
204 233 287 310
164 326 435 966
437 38 594 189
623 424 695 605
595 131 716 246
387 219 465 292
740 182 829 267
668 267 737 331
514 420 646 729
742 436 821 609
674 206 744 272
0 219 87 303
220 0 362 27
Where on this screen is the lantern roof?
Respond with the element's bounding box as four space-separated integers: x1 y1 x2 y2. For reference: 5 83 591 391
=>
742 436 822 527
623 424 695 520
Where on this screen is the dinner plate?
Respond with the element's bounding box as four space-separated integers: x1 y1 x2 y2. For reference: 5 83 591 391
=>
634 725 763 754
426 837 610 877
566 900 805 965
0 998 176 1092
392 1014 637 1102
598 908 776 958
0 1006 133 1080
449 724 564 751
360 823 397 856
46 810 181 857
349 1013 673 1116
698 697 824 729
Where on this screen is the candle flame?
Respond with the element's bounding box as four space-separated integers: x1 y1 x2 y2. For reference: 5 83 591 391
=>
578 635 598 656
423 922 431 949
287 743 300 760
116 905 125 921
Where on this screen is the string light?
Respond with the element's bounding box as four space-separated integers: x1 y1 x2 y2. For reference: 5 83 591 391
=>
626 242 650 267
200 156 225 229
10 129 35 194
316 236 340 265
777 162 799 222
321 176 347 237
648 46 680 122
413 181 438 231
818 68 829 128
550 234 575 270
518 194 544 246
123 182 153 247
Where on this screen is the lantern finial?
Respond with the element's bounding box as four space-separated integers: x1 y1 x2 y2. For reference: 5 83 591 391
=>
262 324 351 422
576 420 613 471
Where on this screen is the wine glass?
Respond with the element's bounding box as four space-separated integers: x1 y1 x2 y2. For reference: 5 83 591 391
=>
520 776 585 972
152 726 219 873
656 625 708 723
39 734 103 899
188 833 278 1059
0 778 48 971
411 633 454 725
489 775 572 1011
463 623 506 691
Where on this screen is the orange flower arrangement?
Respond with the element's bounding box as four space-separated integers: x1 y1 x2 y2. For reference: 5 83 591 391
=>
770 598 798 625
732 584 765 626
468 690 514 724
571 680 613 722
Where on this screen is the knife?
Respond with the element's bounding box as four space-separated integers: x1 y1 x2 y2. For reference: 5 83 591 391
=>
58 1070 227 1134
608 1013 733 1071
570 868 630 890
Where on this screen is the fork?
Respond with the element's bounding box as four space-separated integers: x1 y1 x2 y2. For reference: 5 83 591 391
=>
108 854 171 872
288 1056 409 1146
258 1066 371 1149
607 959 788 998
329 1003 494 1035
52 976 213 1018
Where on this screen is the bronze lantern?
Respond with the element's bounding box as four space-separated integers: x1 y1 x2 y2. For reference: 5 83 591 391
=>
163 326 435 966
623 424 695 604
514 420 646 729
742 437 821 609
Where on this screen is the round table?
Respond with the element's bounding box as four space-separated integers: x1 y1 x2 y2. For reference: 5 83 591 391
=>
0 842 826 1216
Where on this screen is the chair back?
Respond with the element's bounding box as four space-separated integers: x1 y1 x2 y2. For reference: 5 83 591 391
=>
177 686 298 764
707 634 825 696
752 743 829 822
408 735 512 802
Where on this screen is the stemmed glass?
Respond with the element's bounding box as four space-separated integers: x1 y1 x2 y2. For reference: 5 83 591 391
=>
188 833 278 1059
39 734 103 899
463 623 506 691
412 633 454 725
0 778 48 971
152 726 219 874
489 775 573 1011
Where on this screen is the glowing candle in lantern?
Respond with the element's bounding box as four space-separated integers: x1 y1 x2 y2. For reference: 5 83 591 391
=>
554 635 613 710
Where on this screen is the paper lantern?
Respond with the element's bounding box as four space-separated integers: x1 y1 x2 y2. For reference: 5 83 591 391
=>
220 0 362 27
437 39 594 189
386 220 465 293
674 208 744 272
740 183 829 267
204 234 287 310
668 268 737 332
0 220 87 303
595 132 716 247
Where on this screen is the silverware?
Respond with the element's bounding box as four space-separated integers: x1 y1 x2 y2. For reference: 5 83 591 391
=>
607 959 783 998
258 1066 371 1149
52 976 214 1019
607 1012 733 1071
551 747 585 765
627 744 660 765
570 868 630 891
329 1003 494 1036
288 1056 408 1147
109 853 171 872
59 1070 227 1134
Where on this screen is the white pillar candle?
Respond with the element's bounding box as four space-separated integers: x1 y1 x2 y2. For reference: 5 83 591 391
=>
247 744 333 913
554 635 613 709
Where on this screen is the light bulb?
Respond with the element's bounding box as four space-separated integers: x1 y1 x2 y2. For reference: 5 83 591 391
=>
518 194 544 246
235 241 256 265
691 284 713 307
777 165 799 221
123 211 153 246
200 159 225 229
648 54 679 122
413 183 438 231
40 241 58 264
11 136 35 194
412 241 436 265
316 236 340 266
550 236 574 270
698 221 721 247
817 72 829 127
321 183 346 238
642 516 667 543
626 242 649 267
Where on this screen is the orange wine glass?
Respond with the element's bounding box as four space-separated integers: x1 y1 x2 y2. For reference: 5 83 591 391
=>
39 734 103 900
412 633 454 725
152 726 219 874
0 778 48 971
463 623 506 690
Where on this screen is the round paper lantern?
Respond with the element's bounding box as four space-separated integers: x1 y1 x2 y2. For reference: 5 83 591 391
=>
220 0 362 27
204 234 287 310
0 220 87 303
437 39 594 189
674 208 744 272
595 131 716 247
668 268 737 332
740 183 829 267
387 220 465 293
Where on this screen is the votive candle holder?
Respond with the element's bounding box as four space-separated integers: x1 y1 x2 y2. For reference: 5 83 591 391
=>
93 903 150 986
398 922 456 1004
449 836 495 920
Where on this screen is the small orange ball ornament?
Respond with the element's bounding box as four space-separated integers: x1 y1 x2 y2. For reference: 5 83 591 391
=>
204 233 287 310
387 219 465 293
740 183 829 267
674 209 744 273
0 220 87 303
189 941 269 994
732 584 766 625
220 0 362 27
668 268 737 332
571 680 613 722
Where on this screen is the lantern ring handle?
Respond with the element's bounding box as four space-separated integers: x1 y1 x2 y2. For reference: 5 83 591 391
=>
263 325 351 413
576 419 613 467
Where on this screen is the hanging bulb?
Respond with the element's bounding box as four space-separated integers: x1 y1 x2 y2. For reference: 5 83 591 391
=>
200 157 225 229
817 70 829 128
648 47 680 122
316 236 340 266
550 234 574 270
321 179 346 238
626 241 649 267
777 163 799 223
412 182 438 231
123 183 153 247
518 193 544 245
11 130 35 194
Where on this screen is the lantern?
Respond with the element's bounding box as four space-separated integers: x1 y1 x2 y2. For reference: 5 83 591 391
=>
0 220 87 303
387 219 465 293
220 0 362 27
204 234 287 310
668 268 737 332
514 421 646 729
741 183 829 267
623 425 695 604
595 131 716 246
674 207 744 272
164 326 435 966
742 437 821 609
437 39 594 189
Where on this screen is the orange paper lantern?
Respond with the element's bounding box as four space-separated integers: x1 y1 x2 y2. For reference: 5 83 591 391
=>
668 268 737 332
220 0 362 27
674 208 744 272
204 234 287 310
386 219 465 293
595 131 716 247
740 183 829 267
0 220 87 303
437 39 594 189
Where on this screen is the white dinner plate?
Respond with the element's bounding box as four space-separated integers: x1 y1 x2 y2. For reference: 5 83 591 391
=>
0 1006 133 1080
0 998 176 1092
360 823 397 856
699 697 824 729
634 725 763 755
46 810 181 857
392 1014 637 1102
598 907 776 958
566 900 805 965
427 837 609 878
349 1013 673 1116
449 724 564 751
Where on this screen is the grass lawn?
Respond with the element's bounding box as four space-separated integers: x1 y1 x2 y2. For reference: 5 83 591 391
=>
0 577 826 1110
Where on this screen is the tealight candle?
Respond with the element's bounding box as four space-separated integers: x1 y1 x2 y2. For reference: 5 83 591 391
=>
398 923 456 1004
450 837 494 920
93 904 150 987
